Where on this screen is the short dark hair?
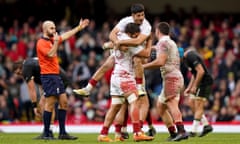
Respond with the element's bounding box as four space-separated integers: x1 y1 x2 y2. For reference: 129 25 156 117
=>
131 3 145 14
124 23 140 34
157 22 170 35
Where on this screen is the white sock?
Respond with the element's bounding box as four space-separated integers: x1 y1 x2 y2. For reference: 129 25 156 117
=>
50 124 55 132
201 114 209 126
115 132 121 137
85 83 93 91
121 126 127 133
137 84 143 90
191 119 200 133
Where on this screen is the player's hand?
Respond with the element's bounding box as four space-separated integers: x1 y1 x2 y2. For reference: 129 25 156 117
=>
184 87 190 96
34 107 42 118
53 32 60 43
190 86 197 95
79 18 90 30
102 41 114 50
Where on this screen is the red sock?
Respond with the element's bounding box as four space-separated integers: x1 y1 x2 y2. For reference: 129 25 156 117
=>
89 78 97 87
135 78 143 84
115 124 122 133
139 120 144 128
168 126 176 135
100 126 109 135
133 122 140 133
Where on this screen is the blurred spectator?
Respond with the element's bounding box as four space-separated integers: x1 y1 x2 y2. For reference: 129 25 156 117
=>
75 32 95 56
19 81 34 122
72 57 91 88
0 3 240 123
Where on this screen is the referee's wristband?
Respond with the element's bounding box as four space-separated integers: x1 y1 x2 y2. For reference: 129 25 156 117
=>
31 102 37 108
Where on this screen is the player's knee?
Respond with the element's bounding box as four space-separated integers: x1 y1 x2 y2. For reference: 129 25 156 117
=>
44 103 55 112
140 96 149 107
133 57 142 65
157 102 165 116
172 111 182 119
59 101 68 109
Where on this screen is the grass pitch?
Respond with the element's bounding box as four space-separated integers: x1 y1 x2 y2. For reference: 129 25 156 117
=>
0 133 239 144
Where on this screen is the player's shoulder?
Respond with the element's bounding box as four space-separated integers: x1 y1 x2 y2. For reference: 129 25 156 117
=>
119 16 134 23
143 18 151 27
185 50 199 59
143 18 151 26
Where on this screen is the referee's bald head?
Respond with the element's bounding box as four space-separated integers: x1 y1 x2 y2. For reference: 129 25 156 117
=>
42 20 55 31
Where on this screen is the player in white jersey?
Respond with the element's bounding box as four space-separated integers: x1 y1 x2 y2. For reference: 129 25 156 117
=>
73 3 156 137
143 22 189 141
98 23 153 142
73 3 151 96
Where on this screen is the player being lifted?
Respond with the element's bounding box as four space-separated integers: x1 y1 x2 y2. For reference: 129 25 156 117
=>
97 22 153 142
73 3 156 137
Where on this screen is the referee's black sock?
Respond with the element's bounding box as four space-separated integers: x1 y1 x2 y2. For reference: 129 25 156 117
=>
43 111 52 136
58 109 67 134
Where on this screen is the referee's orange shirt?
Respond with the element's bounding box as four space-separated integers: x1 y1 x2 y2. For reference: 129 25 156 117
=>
36 37 62 74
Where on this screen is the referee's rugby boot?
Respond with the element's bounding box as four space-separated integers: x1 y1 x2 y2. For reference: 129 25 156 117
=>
33 130 55 140
58 133 78 140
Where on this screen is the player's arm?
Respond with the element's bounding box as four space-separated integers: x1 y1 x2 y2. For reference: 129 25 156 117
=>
117 33 148 46
143 53 167 69
61 19 89 41
47 19 89 58
187 53 205 94
109 27 120 44
192 64 205 90
143 42 168 69
184 75 195 96
135 35 152 58
27 79 37 103
187 75 194 90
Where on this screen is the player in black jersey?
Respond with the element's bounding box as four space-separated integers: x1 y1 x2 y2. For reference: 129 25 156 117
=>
183 48 213 137
13 57 70 139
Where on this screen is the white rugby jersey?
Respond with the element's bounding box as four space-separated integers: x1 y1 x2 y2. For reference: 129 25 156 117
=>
116 16 151 36
155 36 182 77
113 33 144 76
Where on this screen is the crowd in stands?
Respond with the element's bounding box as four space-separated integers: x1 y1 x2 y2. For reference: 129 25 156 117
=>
0 2 240 124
